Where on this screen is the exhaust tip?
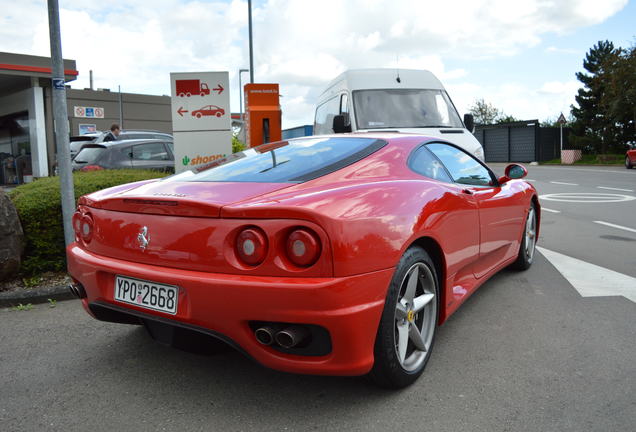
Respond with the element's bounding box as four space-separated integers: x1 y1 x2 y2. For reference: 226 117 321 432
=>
254 327 275 345
275 325 310 349
68 282 87 299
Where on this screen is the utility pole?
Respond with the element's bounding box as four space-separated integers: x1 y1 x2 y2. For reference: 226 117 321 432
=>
248 0 254 83
47 0 75 246
239 69 249 119
118 85 123 128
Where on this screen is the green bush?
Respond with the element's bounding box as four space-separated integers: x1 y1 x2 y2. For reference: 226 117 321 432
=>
232 135 246 153
9 170 167 276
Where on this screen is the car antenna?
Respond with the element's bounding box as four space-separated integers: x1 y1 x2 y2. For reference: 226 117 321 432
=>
396 55 401 83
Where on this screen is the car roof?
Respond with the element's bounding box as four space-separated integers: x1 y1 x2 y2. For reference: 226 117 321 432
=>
81 138 172 150
320 69 445 99
120 130 171 134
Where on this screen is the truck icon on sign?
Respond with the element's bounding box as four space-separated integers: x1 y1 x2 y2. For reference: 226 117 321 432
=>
176 79 210 97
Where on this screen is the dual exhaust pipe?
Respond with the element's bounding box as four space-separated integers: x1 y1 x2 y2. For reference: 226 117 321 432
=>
68 282 86 299
255 324 310 349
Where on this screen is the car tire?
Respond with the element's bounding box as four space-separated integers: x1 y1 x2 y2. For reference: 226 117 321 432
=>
626 157 633 169
216 112 222 117
196 113 202 119
510 201 537 271
369 246 439 389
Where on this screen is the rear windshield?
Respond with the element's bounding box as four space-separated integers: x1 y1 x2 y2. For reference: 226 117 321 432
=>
167 137 386 183
74 146 105 164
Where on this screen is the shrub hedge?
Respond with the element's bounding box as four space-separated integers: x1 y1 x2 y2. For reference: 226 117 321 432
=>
9 169 167 276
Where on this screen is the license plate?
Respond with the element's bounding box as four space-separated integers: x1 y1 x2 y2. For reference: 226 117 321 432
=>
114 276 178 315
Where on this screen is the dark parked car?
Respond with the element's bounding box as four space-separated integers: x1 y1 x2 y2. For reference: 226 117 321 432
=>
70 130 173 159
72 139 174 172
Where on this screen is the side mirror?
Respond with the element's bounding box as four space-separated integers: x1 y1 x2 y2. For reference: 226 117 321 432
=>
498 163 528 185
463 114 475 133
333 114 352 133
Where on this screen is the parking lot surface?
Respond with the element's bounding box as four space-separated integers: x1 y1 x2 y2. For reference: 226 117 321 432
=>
1 164 634 432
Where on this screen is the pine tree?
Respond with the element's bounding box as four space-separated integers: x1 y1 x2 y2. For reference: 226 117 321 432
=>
602 45 636 150
570 40 617 153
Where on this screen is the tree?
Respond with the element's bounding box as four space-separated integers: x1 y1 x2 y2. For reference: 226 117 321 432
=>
601 44 636 150
570 40 618 153
469 98 503 125
496 115 519 124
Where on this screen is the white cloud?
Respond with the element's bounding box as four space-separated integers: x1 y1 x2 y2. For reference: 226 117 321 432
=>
448 80 581 122
546 46 580 54
0 0 627 128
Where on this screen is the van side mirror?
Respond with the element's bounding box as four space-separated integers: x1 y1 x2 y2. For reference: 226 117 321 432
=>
333 114 352 133
463 114 475 133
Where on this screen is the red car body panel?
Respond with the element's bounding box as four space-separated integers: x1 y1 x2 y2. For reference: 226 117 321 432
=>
627 149 636 164
67 133 539 375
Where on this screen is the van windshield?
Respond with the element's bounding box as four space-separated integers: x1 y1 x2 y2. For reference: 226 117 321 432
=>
353 89 463 129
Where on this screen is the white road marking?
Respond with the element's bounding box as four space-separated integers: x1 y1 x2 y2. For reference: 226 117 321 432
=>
541 208 561 213
538 247 636 304
540 193 636 203
597 186 634 193
530 166 636 175
525 179 536 182
550 181 578 186
594 221 636 234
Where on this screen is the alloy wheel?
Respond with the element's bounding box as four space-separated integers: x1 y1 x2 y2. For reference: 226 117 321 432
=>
394 262 437 372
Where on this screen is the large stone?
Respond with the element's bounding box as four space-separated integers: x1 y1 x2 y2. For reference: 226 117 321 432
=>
0 189 24 280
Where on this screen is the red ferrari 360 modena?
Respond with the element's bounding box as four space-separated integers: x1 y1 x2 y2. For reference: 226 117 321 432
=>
67 134 540 388
626 147 636 169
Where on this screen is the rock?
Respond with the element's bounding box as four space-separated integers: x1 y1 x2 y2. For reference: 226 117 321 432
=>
0 189 24 280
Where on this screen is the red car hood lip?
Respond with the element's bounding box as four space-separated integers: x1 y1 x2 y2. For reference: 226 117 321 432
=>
84 181 295 217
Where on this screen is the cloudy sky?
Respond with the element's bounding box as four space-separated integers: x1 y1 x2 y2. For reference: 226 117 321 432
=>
2 0 635 128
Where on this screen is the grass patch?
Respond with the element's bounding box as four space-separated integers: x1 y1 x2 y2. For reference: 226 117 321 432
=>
541 154 625 165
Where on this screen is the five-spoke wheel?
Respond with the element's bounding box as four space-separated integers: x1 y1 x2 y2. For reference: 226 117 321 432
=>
370 246 439 388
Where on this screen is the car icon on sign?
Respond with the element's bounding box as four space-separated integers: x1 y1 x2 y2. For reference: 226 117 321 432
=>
192 105 225 118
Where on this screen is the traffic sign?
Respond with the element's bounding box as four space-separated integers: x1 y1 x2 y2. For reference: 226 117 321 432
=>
74 105 104 118
170 71 232 173
52 78 65 90
557 113 567 124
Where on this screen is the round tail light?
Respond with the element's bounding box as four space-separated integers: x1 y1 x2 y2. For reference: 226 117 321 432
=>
80 214 94 243
286 229 321 267
236 227 268 266
72 211 83 240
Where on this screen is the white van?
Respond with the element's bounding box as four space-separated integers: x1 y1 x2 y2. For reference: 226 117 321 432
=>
314 68 484 160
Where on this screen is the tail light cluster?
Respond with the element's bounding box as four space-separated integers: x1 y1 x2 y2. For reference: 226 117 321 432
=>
72 210 94 243
235 226 322 268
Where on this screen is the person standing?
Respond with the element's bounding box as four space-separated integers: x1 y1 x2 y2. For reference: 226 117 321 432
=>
104 124 121 142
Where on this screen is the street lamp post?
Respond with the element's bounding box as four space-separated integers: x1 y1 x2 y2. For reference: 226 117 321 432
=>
47 0 75 246
238 69 249 121
248 0 254 83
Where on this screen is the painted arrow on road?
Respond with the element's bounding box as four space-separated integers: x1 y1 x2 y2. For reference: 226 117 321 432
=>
538 246 636 304
213 84 224 94
177 107 188 117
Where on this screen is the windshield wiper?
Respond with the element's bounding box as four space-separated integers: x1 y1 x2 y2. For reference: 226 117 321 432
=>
412 125 455 128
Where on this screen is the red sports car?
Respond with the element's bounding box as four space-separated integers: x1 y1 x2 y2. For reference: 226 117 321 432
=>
626 147 636 169
67 134 540 388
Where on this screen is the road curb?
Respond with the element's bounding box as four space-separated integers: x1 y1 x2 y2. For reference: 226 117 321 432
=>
0 284 75 307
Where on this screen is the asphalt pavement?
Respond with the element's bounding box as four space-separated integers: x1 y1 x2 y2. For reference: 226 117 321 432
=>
491 163 636 277
1 163 635 432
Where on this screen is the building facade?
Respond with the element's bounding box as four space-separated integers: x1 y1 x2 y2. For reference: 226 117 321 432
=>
0 52 172 185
